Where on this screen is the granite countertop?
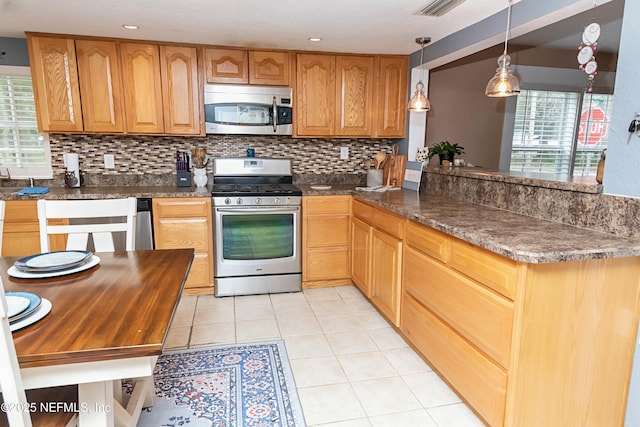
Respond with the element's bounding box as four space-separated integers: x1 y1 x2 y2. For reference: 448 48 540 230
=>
298 184 640 264
3 183 639 264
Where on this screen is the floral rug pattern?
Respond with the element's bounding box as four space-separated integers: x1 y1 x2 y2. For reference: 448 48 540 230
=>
131 340 305 427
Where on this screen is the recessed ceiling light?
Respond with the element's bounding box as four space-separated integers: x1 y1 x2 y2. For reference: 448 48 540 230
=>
122 24 139 30
308 37 322 42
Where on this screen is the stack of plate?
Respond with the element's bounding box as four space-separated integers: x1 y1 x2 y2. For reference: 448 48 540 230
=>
8 250 100 279
5 292 52 332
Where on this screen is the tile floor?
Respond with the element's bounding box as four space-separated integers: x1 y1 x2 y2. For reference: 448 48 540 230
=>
165 285 486 427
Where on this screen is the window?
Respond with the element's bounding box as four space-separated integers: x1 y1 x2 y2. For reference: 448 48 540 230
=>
0 65 52 179
509 89 612 177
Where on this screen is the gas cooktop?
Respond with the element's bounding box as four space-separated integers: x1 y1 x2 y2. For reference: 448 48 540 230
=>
211 183 302 198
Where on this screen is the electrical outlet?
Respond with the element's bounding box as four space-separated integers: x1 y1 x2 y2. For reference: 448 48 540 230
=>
340 146 349 160
104 154 115 169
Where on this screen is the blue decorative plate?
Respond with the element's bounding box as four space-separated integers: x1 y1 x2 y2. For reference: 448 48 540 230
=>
6 292 42 323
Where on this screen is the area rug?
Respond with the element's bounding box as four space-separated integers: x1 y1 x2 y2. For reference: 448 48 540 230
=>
130 340 306 427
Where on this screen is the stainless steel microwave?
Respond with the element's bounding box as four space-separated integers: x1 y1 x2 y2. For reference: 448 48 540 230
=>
204 84 293 135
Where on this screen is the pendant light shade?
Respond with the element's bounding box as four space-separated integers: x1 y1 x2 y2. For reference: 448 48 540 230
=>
485 0 520 97
408 37 432 112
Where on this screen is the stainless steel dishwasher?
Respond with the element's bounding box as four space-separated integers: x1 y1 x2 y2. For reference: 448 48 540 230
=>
68 198 154 250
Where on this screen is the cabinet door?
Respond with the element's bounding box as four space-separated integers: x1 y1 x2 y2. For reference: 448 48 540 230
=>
152 198 214 293
27 36 83 132
249 51 290 86
120 43 164 133
351 217 372 297
75 39 124 133
375 56 408 138
370 228 402 326
295 54 336 136
205 48 248 84
160 45 201 135
336 56 374 137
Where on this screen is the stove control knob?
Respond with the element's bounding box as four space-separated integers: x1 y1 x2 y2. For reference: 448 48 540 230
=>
274 197 281 204
286 197 292 205
236 198 243 205
255 198 262 205
224 198 231 205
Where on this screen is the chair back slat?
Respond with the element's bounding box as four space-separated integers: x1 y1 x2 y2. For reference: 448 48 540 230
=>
0 278 33 426
37 198 136 253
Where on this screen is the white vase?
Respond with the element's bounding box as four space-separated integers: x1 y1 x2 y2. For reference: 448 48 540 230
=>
193 168 208 187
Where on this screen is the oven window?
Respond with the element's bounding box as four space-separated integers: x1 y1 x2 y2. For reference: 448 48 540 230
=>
222 214 293 259
207 103 273 126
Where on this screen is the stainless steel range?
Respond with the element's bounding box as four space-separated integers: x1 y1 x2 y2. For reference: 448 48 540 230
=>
211 158 302 297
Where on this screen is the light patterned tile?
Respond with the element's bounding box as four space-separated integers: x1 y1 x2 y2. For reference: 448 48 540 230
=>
277 314 323 336
366 327 408 350
426 403 485 427
317 313 363 334
351 377 422 417
326 330 378 355
290 355 348 387
164 326 190 350
370 409 438 427
337 351 397 382
235 318 280 342
383 348 432 375
402 372 461 408
190 322 235 346
298 383 366 425
310 299 352 316
235 303 275 321
284 334 334 359
304 287 342 302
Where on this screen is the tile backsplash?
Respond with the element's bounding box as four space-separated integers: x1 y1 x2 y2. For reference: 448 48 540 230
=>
49 134 396 185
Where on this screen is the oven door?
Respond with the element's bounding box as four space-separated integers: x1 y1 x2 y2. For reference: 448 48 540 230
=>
214 205 301 278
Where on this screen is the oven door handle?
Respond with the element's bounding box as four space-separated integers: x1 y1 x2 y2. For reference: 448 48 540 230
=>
216 207 300 214
272 96 278 133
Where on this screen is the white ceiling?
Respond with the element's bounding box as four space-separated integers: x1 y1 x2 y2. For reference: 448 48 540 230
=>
0 0 513 55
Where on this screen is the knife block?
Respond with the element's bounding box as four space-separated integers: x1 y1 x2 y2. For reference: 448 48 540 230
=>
176 171 192 187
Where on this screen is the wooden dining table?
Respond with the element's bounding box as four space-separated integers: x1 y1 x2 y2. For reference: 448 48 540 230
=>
1 248 194 427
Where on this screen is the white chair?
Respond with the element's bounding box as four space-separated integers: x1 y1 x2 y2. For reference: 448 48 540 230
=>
0 277 77 427
37 198 137 253
0 200 5 255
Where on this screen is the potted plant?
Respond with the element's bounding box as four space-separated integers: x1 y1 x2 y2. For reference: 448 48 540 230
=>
427 141 464 165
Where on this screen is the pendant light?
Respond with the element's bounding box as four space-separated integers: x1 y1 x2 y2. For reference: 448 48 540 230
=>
408 37 432 112
485 0 520 97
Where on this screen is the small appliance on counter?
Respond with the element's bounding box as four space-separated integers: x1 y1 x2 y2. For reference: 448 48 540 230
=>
63 153 81 188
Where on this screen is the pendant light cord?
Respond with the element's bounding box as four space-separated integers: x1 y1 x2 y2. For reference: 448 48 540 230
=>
504 0 513 56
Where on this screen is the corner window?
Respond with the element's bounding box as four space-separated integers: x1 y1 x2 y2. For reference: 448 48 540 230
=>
0 65 53 179
509 89 611 177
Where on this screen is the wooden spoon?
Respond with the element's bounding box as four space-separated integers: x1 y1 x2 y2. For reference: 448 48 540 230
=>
375 152 386 169
364 159 372 170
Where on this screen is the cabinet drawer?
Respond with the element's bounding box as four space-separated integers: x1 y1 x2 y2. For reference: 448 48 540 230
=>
450 239 519 300
304 247 350 281
404 246 514 368
402 294 507 427
154 218 209 251
353 199 404 239
304 195 351 214
153 198 211 217
305 215 350 247
405 220 449 263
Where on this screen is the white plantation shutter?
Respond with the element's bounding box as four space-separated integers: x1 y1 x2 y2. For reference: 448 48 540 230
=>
510 90 580 174
0 66 52 178
510 89 612 177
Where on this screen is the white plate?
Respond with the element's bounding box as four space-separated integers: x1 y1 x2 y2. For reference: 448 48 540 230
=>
8 255 101 279
16 250 92 271
310 185 332 190
6 295 31 318
10 298 52 332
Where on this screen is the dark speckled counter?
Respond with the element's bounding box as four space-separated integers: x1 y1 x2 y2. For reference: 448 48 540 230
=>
298 184 640 264
3 182 639 264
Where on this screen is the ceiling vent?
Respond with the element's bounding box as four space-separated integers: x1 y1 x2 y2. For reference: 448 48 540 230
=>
417 0 465 17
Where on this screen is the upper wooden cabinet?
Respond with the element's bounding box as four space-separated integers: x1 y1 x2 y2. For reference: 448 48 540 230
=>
75 39 125 133
296 53 407 138
27 35 83 132
120 42 164 134
160 45 201 135
336 56 374 137
296 53 336 136
205 48 290 86
374 56 408 138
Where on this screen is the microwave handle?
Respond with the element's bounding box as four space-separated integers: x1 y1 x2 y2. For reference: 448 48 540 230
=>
272 96 277 133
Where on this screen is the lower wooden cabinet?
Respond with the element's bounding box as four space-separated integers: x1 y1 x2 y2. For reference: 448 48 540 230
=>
153 198 214 295
2 200 65 256
302 195 351 287
351 199 404 326
401 219 640 426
